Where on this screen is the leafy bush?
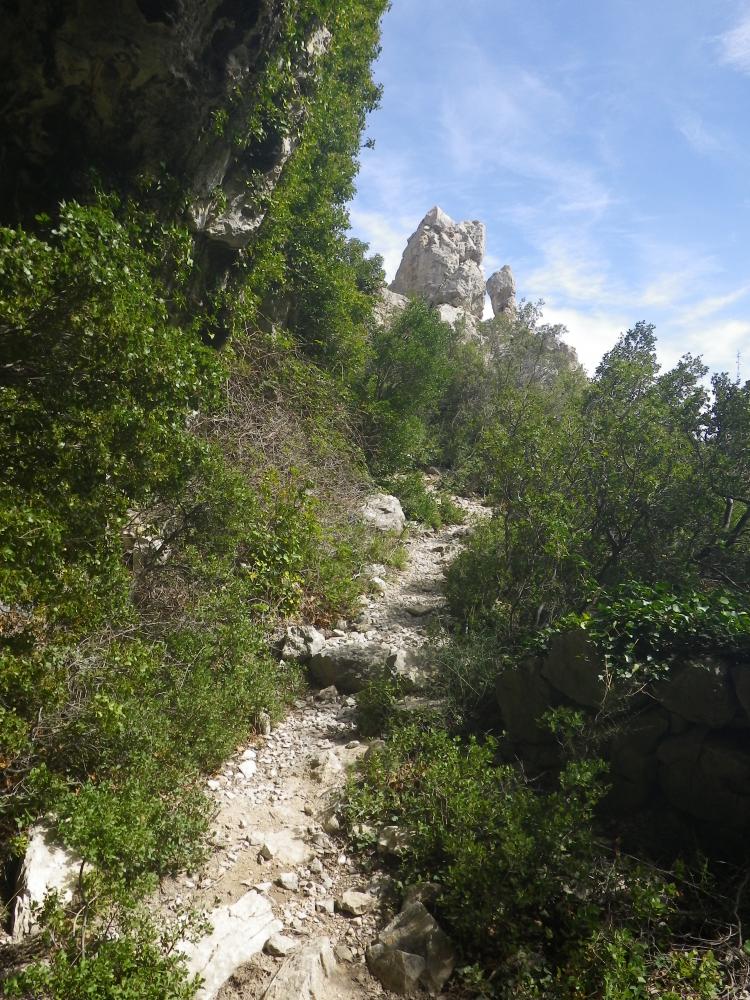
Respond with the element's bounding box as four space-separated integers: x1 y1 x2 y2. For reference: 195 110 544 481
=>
0 199 219 616
555 583 750 681
359 300 457 474
446 323 750 636
3 893 203 1000
426 629 508 730
343 726 727 999
380 472 465 529
354 670 406 737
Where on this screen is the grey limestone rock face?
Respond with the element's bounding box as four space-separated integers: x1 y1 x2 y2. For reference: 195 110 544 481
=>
376 824 412 858
280 625 326 662
366 901 456 996
309 640 398 692
391 206 487 319
336 888 376 916
361 493 407 534
486 265 517 317
373 287 410 326
657 730 750 828
435 303 480 343
653 657 737 727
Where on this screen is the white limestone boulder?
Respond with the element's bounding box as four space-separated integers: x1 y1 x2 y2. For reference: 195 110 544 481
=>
11 824 81 940
361 494 406 534
178 890 282 999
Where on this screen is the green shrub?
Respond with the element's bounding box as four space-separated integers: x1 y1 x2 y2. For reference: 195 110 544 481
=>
359 301 457 474
3 894 203 1000
427 629 507 730
380 472 465 529
0 199 219 615
555 583 750 681
354 671 406 737
343 726 727 998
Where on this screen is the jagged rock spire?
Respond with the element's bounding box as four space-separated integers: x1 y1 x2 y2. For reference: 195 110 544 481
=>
487 265 516 318
390 206 486 319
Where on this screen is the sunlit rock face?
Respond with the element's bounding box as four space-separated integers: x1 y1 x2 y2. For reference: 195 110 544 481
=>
487 265 517 318
0 0 329 251
390 206 487 320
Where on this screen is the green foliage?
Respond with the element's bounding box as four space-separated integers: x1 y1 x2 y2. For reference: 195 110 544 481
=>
0 200 219 616
360 300 458 473
426 628 508 730
240 0 388 380
0 198 357 984
446 320 750 635
343 726 725 998
379 472 465 529
0 0 395 990
4 893 202 1000
557 583 750 681
354 670 406 737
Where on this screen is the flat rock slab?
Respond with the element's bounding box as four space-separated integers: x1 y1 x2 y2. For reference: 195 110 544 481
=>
178 890 282 1000
261 937 352 1000
256 828 314 866
309 641 397 693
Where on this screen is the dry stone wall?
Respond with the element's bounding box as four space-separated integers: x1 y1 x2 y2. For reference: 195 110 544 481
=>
496 630 750 838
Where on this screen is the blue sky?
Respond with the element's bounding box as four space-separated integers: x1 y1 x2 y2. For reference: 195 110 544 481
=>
348 0 750 375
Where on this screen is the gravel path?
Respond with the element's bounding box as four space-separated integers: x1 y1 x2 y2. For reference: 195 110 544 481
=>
160 494 490 999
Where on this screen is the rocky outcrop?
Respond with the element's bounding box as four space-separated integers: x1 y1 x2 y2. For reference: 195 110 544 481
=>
178 890 282 1000
390 206 486 322
0 0 335 333
366 901 456 996
308 641 399 693
372 288 409 327
11 825 82 941
487 265 516 317
260 937 343 1000
495 632 750 837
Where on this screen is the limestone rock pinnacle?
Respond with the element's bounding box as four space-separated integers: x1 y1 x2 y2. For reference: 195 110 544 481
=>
487 265 517 318
390 206 486 320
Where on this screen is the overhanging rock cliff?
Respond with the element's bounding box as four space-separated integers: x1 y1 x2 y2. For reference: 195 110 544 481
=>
0 0 330 290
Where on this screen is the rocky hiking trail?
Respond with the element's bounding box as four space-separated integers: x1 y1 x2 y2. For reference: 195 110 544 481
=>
163 492 490 999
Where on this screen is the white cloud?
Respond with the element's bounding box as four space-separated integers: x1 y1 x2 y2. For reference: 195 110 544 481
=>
673 285 750 326
676 110 728 155
437 47 613 221
537 305 627 373
664 319 750 376
719 9 750 73
349 207 411 281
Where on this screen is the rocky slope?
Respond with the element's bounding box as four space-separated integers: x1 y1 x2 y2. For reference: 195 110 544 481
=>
0 0 317 240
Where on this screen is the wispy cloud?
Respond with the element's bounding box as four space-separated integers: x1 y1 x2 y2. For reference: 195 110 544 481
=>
539 305 628 373
349 207 412 280
674 285 750 326
718 8 750 73
676 110 729 155
437 48 613 221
